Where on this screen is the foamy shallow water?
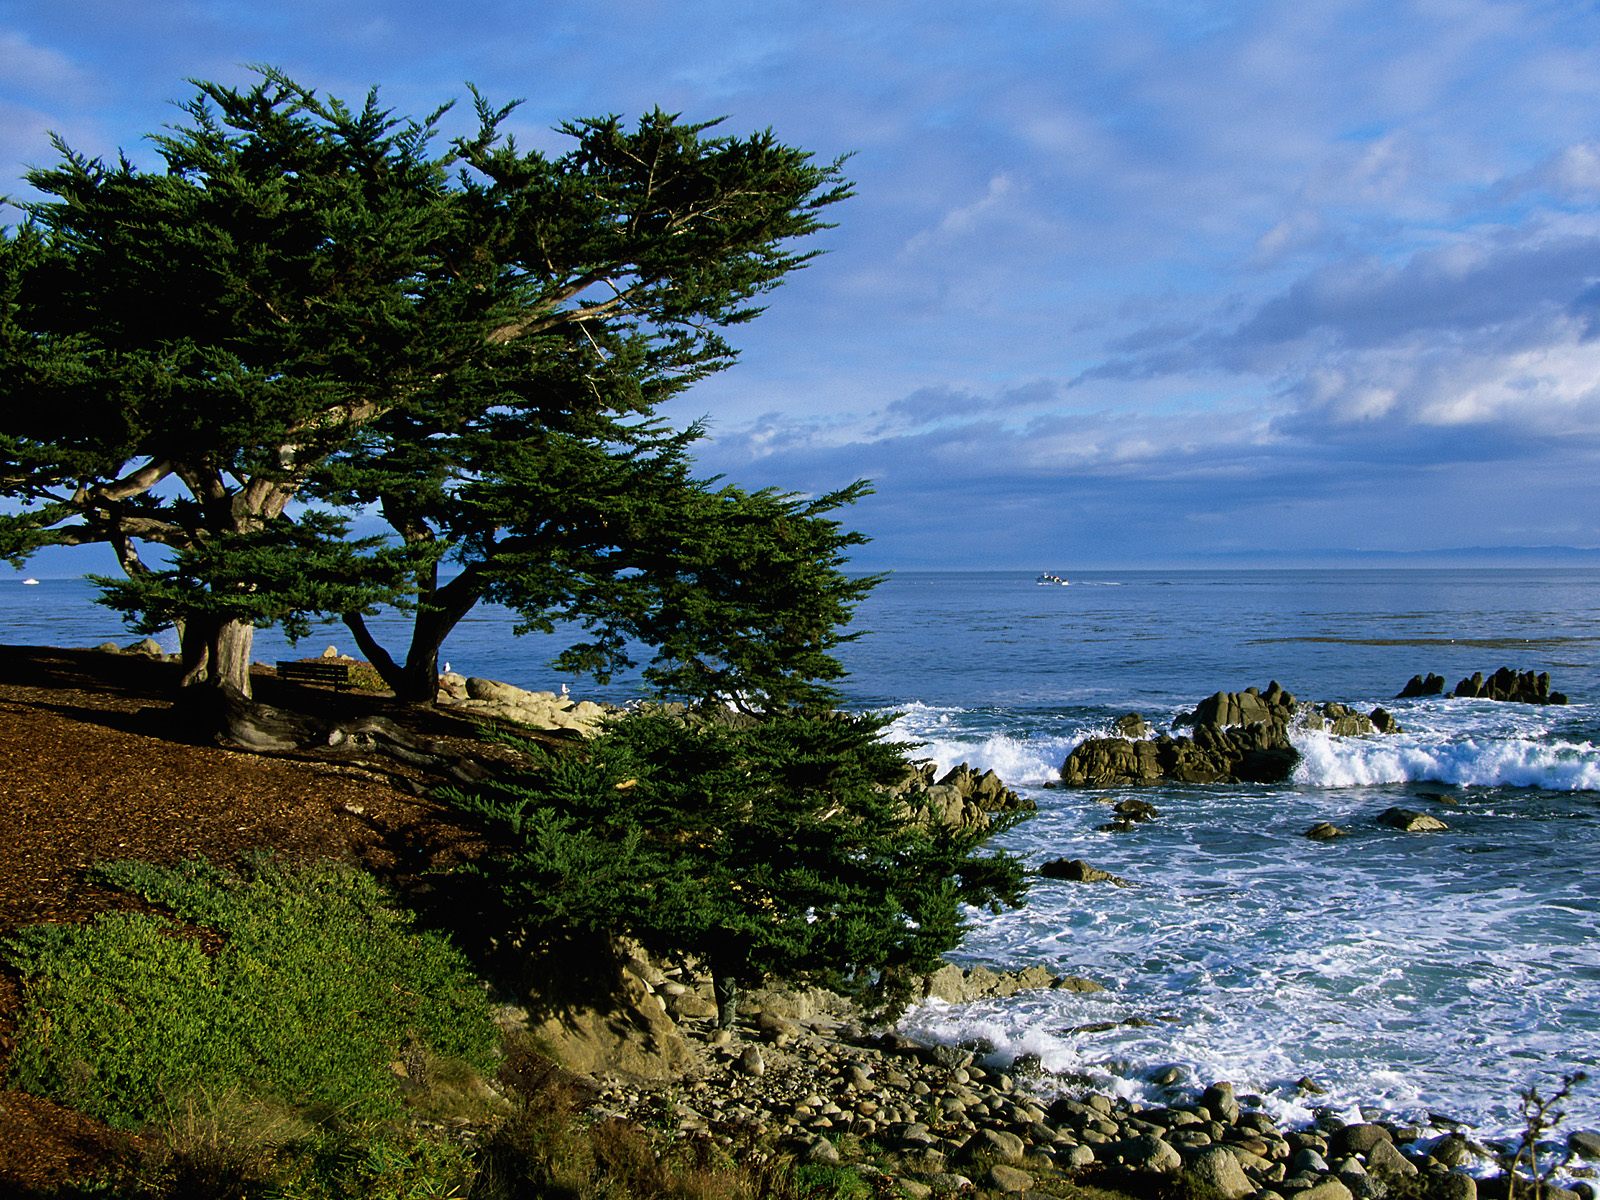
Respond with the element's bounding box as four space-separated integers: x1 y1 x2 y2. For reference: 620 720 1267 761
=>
887 695 1600 1144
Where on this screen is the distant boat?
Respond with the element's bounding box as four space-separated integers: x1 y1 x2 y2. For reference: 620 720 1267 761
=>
21 578 40 586
1035 572 1069 586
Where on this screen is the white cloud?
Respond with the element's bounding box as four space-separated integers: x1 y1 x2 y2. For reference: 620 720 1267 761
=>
902 174 1017 256
0 30 90 95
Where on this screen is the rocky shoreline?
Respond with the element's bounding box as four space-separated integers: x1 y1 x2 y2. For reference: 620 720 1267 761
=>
572 962 1599 1199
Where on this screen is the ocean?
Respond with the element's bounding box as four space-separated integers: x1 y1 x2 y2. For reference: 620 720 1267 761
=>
4 567 1599 1143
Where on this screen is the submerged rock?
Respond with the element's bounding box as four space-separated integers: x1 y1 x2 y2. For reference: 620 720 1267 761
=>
1039 857 1133 886
1377 807 1449 832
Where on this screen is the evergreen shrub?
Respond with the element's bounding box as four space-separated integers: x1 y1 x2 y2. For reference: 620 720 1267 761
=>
444 708 1028 1013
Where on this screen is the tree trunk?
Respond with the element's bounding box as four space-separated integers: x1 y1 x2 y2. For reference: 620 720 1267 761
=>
345 565 485 705
179 615 257 697
713 973 739 1029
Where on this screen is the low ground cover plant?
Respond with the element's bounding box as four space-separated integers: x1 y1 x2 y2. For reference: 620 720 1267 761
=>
3 855 499 1130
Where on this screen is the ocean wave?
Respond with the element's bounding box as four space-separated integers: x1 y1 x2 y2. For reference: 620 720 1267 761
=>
1291 727 1600 791
883 709 1091 785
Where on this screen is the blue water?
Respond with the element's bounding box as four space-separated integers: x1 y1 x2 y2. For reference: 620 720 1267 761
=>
5 568 1599 1140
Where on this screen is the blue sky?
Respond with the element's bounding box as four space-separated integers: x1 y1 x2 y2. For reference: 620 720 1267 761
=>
4 0 1600 570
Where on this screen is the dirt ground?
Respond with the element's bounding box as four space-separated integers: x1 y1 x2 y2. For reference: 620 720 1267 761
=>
0 645 505 1194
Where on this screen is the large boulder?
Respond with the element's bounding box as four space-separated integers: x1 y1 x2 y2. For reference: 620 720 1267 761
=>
517 938 692 1081
919 962 1104 1003
1184 1145 1256 1199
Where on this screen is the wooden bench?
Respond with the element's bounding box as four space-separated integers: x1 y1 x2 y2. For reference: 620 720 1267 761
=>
276 660 351 691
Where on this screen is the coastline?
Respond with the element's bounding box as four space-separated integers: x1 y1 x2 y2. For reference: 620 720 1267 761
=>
2 642 1596 1198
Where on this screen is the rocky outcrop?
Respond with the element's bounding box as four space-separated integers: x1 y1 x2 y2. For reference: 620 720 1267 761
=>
1305 821 1349 840
1452 667 1567 705
886 760 1036 833
1398 673 1447 698
1060 683 1403 788
1400 667 1568 704
93 637 170 659
437 673 613 736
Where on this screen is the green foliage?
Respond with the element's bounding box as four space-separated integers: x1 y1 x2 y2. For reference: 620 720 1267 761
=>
0 68 852 695
444 709 1028 1008
274 1121 478 1200
3 857 498 1130
546 480 883 712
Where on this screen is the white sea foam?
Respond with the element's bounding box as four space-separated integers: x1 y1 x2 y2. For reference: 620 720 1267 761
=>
883 706 1087 785
1292 726 1600 791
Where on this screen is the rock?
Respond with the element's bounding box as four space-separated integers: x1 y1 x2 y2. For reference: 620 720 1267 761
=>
1369 708 1401 734
1452 667 1567 705
1398 673 1446 698
1202 1081 1240 1125
755 1011 802 1045
738 1045 765 1076
1365 1137 1418 1179
1377 807 1449 832
1185 1145 1256 1200
1062 684 1298 787
1114 713 1151 738
1039 857 1133 886
524 940 692 1081
895 760 1037 833
804 1137 841 1164
987 1163 1035 1192
1306 822 1349 840
1293 1149 1331 1174
1570 1131 1600 1160
1428 1135 1474 1168
1058 1143 1096 1168
920 962 1102 1003
448 676 612 736
1113 797 1161 822
964 1128 1027 1163
1332 1124 1394 1157
1438 1172 1478 1200
1297 1181 1355 1200
1115 1132 1183 1173
127 637 166 658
